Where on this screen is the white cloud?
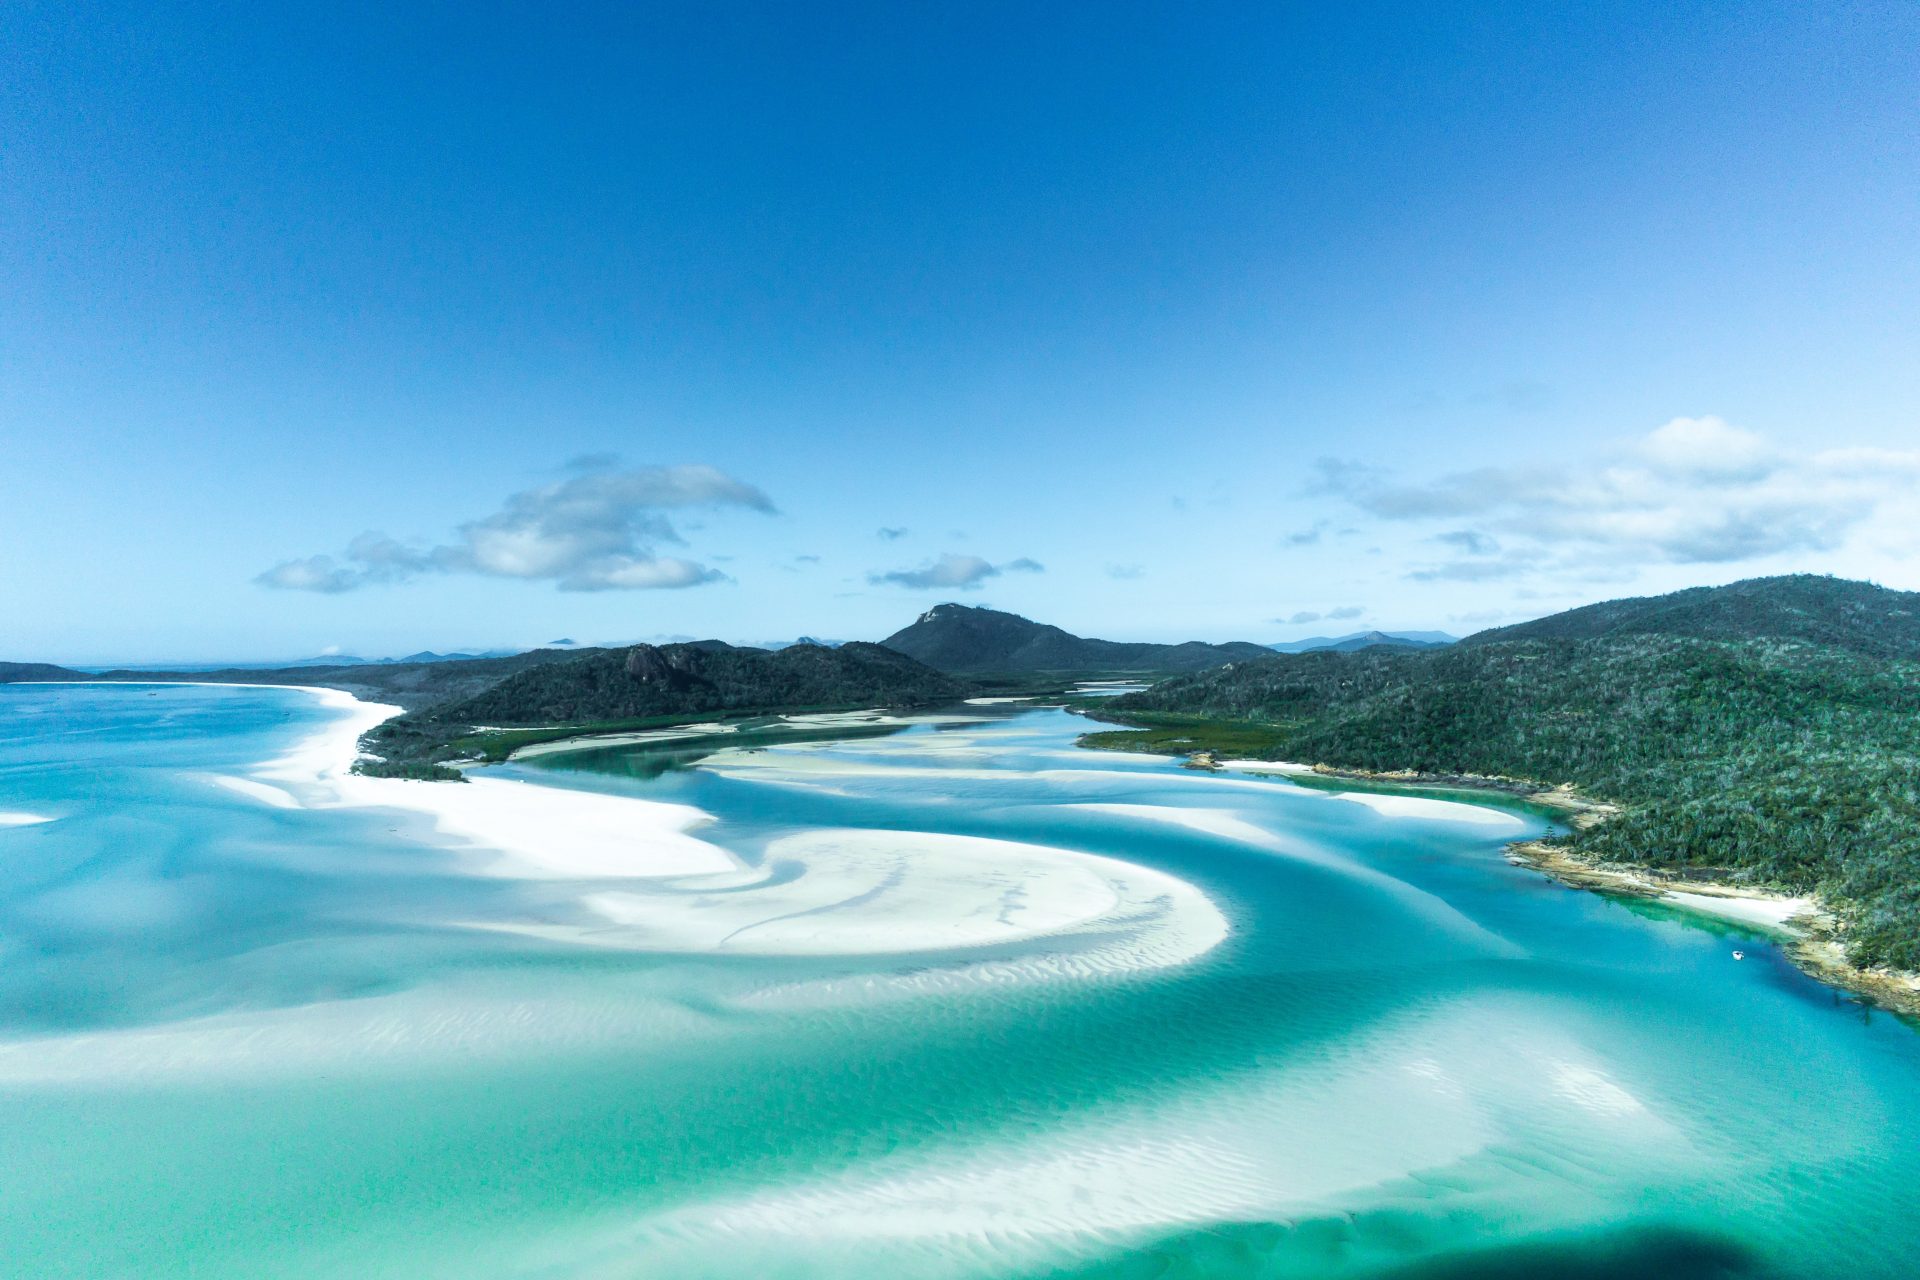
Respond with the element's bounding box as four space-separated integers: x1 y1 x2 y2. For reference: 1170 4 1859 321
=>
257 463 773 593
1315 416 1920 582
868 553 1045 590
1283 605 1364 625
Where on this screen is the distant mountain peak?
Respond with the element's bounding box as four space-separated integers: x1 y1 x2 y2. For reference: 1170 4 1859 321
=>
883 606 1269 675
1269 630 1455 654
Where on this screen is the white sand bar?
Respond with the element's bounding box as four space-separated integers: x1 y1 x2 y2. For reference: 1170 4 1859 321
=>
0 811 54 827
1328 790 1529 829
541 826 1228 960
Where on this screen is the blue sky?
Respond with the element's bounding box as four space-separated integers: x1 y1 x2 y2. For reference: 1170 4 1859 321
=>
4 2 1917 662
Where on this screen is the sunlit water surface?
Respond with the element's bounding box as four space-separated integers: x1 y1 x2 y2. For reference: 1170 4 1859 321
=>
1 684 1917 1279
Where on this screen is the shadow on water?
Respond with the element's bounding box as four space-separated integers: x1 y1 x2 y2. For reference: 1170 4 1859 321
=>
1047 1221 1778 1280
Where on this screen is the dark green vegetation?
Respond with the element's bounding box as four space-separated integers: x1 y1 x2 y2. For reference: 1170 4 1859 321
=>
1095 576 1920 970
1464 573 1920 658
350 758 467 782
0 662 86 682
439 640 962 724
882 602 1272 674
362 641 968 767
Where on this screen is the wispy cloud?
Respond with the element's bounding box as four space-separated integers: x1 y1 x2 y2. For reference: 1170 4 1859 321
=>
867 553 1045 590
1106 563 1145 580
1435 529 1500 556
1313 417 1920 583
1281 605 1364 625
877 527 909 541
257 463 775 593
1282 522 1327 547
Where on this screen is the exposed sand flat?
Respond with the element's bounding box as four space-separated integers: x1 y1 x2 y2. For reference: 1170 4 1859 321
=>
0 982 724 1084
1328 791 1530 829
505 710 995 762
493 826 1228 962
204 774 301 809
561 1001 1665 1274
508 722 736 759
703 752 1314 794
1063 802 1293 851
0 811 53 827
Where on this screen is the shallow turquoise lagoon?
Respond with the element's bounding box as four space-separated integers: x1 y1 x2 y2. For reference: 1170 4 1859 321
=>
1 684 1917 1278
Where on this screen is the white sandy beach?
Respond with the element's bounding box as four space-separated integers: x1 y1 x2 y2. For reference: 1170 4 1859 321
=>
1662 889 1813 932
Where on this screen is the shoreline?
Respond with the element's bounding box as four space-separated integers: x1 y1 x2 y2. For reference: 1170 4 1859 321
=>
1247 759 1920 1019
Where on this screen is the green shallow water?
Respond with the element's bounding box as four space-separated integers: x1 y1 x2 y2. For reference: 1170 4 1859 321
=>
0 684 1917 1278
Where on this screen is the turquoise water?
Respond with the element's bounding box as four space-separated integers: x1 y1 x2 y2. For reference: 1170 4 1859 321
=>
2 684 1918 1278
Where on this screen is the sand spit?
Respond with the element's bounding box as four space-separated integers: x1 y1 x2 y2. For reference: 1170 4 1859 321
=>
0 811 54 827
204 686 741 880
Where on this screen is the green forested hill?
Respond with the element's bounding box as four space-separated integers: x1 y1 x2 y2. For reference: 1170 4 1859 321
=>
0 662 87 683
433 640 964 724
882 603 1272 674
359 640 969 771
1464 573 1920 660
1099 580 1920 969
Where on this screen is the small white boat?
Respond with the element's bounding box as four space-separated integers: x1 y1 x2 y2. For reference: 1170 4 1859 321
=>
1732 950 1745 960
